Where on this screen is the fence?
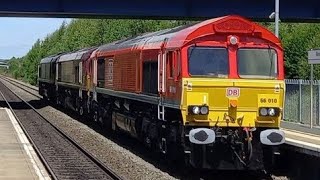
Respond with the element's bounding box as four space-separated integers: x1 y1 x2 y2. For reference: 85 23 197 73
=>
284 79 320 127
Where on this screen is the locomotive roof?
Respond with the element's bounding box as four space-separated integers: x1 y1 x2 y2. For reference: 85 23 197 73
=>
97 15 281 55
39 53 64 64
57 47 97 63
97 23 195 52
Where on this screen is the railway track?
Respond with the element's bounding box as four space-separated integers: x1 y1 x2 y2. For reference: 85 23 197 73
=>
0 75 38 91
0 79 122 180
0 75 41 98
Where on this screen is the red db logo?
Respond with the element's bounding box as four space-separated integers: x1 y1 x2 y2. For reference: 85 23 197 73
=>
226 88 240 98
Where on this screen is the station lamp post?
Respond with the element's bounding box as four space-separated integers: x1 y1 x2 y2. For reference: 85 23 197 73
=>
269 0 280 37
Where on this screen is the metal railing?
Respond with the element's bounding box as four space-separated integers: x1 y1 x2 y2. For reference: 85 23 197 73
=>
284 79 320 127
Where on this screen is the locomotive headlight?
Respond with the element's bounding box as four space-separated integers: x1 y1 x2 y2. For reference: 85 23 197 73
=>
259 108 268 116
189 105 209 115
200 106 209 115
192 106 200 114
268 108 276 116
229 36 238 45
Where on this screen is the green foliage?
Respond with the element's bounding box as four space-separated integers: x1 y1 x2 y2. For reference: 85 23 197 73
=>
279 23 320 79
5 18 320 85
7 57 23 79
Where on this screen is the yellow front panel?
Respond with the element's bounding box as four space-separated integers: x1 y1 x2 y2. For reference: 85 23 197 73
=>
181 78 284 128
186 92 209 106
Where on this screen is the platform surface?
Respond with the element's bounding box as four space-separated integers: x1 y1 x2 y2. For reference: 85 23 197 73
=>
0 108 50 179
283 128 320 157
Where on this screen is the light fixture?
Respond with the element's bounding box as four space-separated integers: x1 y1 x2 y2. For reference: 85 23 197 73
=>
229 36 238 45
192 106 200 114
260 108 268 116
200 106 209 115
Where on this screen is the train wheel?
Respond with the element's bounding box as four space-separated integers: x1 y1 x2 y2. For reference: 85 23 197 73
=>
79 106 84 116
98 116 103 124
101 110 112 130
111 112 117 131
56 97 59 106
93 110 98 122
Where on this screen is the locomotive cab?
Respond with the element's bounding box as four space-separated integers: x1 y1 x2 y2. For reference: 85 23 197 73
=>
177 16 285 169
184 45 284 136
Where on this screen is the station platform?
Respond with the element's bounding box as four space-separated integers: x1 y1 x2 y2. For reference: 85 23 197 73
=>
281 121 320 157
0 108 50 179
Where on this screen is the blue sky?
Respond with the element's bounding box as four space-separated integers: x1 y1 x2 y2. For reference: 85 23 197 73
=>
0 17 71 59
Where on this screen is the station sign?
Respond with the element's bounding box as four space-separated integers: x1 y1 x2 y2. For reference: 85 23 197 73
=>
308 49 320 64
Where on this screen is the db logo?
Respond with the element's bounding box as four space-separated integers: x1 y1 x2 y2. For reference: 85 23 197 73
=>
226 87 240 97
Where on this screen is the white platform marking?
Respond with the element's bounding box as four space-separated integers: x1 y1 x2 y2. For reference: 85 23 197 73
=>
4 108 50 180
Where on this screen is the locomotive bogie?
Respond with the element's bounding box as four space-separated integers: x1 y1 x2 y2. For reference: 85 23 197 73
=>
56 85 78 111
38 81 56 101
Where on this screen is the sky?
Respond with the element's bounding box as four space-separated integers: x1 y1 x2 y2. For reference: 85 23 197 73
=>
0 17 71 59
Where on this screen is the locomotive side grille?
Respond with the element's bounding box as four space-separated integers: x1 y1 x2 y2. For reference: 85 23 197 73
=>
105 51 141 93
